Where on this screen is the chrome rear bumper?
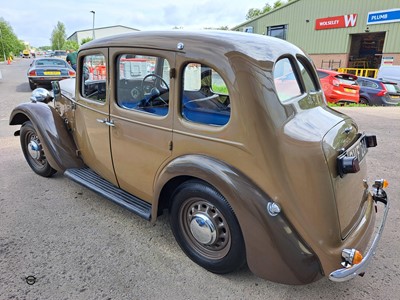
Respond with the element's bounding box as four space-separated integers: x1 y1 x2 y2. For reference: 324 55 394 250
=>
329 187 389 282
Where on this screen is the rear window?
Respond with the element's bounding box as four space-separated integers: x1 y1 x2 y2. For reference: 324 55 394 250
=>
36 59 67 67
383 83 400 93
273 58 301 102
358 79 379 89
317 70 329 78
336 74 357 85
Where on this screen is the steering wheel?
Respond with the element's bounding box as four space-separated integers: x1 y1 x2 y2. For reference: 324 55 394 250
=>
140 73 169 106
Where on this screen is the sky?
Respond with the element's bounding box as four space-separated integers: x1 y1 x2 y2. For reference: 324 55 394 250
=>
1 0 270 47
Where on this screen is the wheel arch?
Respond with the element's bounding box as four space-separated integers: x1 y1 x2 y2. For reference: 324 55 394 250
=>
9 102 84 172
153 154 323 284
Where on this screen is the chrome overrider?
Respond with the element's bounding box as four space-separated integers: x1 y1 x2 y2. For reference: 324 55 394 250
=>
329 179 389 282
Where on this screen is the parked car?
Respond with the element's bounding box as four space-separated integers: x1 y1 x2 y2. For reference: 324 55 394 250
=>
52 50 68 59
377 65 400 86
317 69 360 104
27 57 76 90
357 76 400 106
10 31 389 285
22 49 31 58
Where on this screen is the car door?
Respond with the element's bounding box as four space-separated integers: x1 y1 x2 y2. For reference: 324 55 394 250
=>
109 49 175 202
74 48 118 185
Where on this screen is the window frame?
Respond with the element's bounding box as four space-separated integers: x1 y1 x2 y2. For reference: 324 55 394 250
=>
180 62 231 127
267 24 288 40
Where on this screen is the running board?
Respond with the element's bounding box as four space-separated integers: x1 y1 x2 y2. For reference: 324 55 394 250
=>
64 167 151 221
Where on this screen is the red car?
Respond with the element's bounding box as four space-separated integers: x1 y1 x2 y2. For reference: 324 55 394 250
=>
317 69 360 104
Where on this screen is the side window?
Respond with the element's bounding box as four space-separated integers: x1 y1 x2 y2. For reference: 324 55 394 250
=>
181 63 230 126
116 54 170 117
273 58 301 103
81 54 107 102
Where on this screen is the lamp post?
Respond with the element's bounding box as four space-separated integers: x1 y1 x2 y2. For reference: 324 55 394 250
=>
90 11 96 40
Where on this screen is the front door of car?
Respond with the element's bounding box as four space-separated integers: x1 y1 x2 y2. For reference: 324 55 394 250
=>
109 49 175 202
74 48 118 185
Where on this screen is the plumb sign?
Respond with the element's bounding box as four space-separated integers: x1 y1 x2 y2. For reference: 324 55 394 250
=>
367 9 400 25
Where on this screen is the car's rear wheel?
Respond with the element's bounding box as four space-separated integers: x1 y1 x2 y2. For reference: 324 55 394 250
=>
359 97 369 105
29 81 36 90
20 121 56 177
169 180 246 274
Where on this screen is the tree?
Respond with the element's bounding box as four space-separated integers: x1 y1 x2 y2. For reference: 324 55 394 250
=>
246 1 287 20
272 0 283 9
50 21 66 50
204 26 229 30
0 18 24 60
64 40 79 51
246 8 262 20
80 37 93 45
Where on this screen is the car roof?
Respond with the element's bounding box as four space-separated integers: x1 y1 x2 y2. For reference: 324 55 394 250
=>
79 30 304 63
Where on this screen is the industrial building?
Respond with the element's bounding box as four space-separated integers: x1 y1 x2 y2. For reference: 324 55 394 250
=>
67 25 139 45
233 0 400 72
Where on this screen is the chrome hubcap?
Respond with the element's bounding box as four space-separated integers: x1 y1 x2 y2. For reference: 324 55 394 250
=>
181 199 231 259
189 214 217 245
28 140 40 160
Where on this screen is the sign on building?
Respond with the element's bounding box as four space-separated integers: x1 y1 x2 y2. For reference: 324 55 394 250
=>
315 14 358 30
367 9 400 25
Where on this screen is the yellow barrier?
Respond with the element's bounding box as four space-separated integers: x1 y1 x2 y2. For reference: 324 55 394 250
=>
337 68 378 78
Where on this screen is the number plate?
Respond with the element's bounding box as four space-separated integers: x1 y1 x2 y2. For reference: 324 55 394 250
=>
44 71 61 75
344 88 356 94
346 135 368 162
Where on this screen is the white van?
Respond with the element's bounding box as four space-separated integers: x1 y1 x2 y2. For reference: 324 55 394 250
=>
377 65 400 85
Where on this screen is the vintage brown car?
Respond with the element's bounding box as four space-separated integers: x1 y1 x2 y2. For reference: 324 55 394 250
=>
9 31 389 285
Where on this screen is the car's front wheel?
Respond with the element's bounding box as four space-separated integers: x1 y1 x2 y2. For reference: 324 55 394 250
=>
169 180 246 274
20 121 56 177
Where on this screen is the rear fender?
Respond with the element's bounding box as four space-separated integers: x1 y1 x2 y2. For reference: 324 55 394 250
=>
154 155 322 284
9 102 84 172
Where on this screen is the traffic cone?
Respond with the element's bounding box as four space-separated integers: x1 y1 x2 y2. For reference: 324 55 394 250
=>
7 58 11 65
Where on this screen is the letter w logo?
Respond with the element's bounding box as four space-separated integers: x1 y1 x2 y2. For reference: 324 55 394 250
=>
344 14 357 27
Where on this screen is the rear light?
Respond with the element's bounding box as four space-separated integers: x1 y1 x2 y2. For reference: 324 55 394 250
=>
338 156 360 177
373 179 389 189
28 70 37 76
332 78 340 87
376 82 388 96
69 70 76 76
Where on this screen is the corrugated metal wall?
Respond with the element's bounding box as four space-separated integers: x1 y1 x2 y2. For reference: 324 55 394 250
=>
235 0 400 54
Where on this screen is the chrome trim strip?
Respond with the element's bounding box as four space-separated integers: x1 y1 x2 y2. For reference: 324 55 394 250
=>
329 194 389 282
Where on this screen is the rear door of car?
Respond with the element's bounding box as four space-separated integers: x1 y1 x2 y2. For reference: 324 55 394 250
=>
109 48 175 202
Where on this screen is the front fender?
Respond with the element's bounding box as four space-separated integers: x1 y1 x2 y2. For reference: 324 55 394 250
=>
155 155 322 284
9 102 84 172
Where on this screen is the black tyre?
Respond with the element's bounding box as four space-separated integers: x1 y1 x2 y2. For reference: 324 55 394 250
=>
169 180 246 274
359 97 369 105
20 121 57 177
29 81 36 90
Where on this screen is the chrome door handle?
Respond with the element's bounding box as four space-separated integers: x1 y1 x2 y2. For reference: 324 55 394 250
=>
96 118 115 127
105 120 115 127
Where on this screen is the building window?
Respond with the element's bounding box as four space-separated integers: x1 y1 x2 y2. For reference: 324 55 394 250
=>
267 25 287 40
243 26 253 33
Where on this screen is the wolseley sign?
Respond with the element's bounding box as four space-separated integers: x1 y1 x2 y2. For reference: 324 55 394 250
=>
315 14 358 30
